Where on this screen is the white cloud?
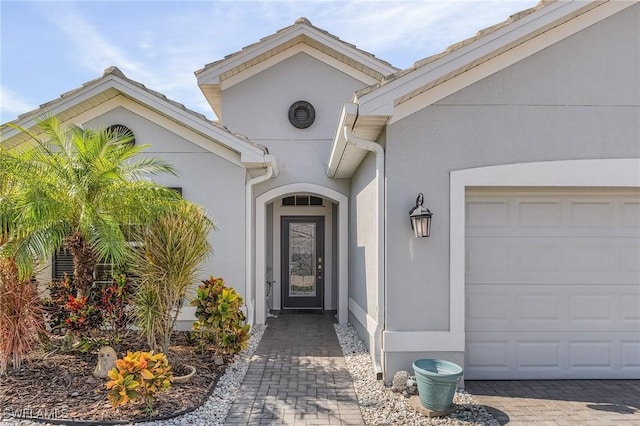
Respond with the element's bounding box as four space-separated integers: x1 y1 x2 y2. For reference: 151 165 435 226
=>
4 0 538 122
0 85 36 123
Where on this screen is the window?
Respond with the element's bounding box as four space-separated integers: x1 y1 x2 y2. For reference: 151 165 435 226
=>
107 124 135 146
282 195 323 206
52 248 74 281
51 186 182 281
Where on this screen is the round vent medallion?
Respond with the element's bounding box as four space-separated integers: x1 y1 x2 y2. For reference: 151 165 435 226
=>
288 101 315 129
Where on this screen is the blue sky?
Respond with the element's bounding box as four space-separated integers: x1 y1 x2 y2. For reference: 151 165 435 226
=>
1 0 539 123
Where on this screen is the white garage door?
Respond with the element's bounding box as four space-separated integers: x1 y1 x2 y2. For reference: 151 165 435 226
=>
465 188 640 380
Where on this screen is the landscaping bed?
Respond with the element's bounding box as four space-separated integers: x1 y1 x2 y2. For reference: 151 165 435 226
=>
0 332 227 423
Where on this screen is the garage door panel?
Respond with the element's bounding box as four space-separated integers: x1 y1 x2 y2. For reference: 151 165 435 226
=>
621 200 640 226
465 189 640 379
466 332 640 379
467 284 638 332
621 341 640 367
569 341 612 367
466 340 511 370
468 240 639 284
466 199 509 227
622 296 640 322
517 200 562 227
466 238 513 275
517 341 561 368
569 200 614 227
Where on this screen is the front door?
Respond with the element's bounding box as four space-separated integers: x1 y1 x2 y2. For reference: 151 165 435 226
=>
281 216 324 309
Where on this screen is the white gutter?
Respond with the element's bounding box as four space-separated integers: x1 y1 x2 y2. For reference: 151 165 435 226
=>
245 155 279 326
343 125 385 379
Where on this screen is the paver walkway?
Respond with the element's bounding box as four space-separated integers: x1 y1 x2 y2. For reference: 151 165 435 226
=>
466 380 640 425
225 312 365 425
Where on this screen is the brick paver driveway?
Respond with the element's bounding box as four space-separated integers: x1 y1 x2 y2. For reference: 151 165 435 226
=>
465 380 640 425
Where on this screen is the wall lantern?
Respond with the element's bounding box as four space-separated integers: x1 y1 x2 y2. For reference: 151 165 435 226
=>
409 193 433 238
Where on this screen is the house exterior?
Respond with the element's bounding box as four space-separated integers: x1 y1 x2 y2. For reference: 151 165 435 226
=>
2 0 639 381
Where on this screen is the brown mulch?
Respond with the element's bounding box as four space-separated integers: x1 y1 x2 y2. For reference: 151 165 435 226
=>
0 332 229 424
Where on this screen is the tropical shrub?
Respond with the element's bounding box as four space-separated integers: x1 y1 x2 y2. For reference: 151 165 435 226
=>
191 276 250 355
42 275 78 335
99 274 134 341
0 256 45 373
42 274 134 350
106 350 172 413
64 294 102 334
0 116 180 295
129 201 213 353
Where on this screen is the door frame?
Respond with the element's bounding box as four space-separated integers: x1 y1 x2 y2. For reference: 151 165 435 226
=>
255 183 348 325
273 205 332 311
281 216 325 309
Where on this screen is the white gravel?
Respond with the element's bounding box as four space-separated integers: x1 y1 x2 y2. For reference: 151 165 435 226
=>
3 322 498 426
334 323 500 426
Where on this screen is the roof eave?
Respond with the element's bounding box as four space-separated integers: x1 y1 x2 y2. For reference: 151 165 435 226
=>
356 0 618 117
1 71 267 165
196 23 398 87
327 103 358 178
327 103 390 179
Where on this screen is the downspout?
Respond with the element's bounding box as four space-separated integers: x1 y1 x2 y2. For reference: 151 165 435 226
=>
245 155 279 327
343 126 385 379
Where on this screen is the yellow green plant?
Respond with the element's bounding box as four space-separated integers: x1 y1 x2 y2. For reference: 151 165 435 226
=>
106 350 172 413
128 201 213 353
191 276 250 355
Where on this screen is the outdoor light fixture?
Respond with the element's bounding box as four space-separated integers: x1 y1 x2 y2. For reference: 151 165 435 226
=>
409 193 433 238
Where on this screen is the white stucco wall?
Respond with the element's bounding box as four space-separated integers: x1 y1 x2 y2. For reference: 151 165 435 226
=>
222 52 361 197
348 150 378 349
220 51 370 322
382 4 640 376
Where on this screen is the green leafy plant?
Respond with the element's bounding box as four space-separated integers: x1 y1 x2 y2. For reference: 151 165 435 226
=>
129 201 213 353
191 276 250 355
0 256 45 374
0 116 180 295
106 350 172 414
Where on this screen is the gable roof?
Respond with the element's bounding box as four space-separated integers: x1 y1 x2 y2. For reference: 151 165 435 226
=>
328 0 637 178
1 66 270 166
195 17 399 118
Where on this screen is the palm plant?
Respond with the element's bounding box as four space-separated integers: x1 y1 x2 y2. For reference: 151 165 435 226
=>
128 201 213 353
0 116 180 296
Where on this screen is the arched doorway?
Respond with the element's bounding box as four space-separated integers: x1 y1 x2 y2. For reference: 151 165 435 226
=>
255 183 348 324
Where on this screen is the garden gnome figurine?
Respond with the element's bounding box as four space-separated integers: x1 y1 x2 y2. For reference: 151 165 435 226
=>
93 346 117 378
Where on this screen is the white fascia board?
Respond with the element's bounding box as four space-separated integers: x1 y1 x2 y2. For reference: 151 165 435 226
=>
221 45 380 91
326 102 358 177
106 79 267 164
1 82 122 139
306 27 398 76
3 75 267 165
67 95 243 167
358 0 611 117
197 25 396 84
